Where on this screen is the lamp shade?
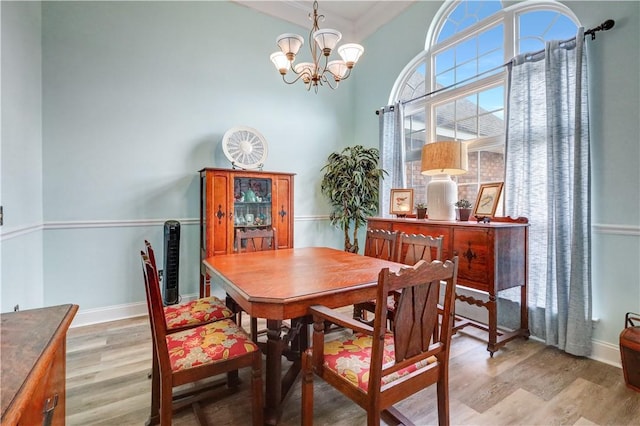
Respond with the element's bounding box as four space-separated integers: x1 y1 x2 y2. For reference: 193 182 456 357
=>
420 141 468 176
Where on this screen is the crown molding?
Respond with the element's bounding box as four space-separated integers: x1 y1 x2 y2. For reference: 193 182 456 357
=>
232 0 415 41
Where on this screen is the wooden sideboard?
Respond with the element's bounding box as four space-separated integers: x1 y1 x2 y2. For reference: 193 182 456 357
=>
1 304 78 425
367 217 529 356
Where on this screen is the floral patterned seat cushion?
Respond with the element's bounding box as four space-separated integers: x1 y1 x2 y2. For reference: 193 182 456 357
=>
166 318 259 372
322 332 436 392
164 296 234 330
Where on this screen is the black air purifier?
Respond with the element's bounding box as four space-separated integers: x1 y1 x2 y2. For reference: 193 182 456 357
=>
163 220 180 305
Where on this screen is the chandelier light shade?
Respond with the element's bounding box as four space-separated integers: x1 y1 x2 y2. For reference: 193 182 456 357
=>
270 1 364 92
421 141 468 221
337 43 365 67
276 34 305 60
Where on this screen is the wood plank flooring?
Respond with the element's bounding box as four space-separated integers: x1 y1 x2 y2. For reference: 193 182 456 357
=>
66 314 640 425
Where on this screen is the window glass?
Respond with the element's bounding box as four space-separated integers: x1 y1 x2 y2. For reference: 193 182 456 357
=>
434 24 503 89
519 11 578 53
405 161 426 196
434 86 504 141
404 110 426 156
437 0 502 43
399 62 427 102
396 1 577 203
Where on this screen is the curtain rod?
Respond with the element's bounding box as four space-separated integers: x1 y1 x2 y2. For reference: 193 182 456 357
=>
375 19 615 115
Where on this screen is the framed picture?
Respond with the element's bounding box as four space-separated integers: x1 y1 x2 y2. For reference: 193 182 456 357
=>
473 182 504 218
390 188 414 216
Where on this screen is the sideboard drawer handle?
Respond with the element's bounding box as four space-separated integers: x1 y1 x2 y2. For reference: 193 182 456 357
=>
42 394 59 426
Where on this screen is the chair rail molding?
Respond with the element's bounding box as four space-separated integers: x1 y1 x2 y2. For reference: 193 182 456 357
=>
1 220 636 242
0 223 44 241
593 223 640 236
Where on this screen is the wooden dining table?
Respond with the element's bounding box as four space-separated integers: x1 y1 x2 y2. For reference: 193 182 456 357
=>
203 246 403 425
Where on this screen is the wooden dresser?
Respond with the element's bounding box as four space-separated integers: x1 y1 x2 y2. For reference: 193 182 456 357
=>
1 304 78 425
367 217 529 355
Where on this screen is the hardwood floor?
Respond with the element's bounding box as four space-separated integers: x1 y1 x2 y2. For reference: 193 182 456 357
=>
66 314 640 425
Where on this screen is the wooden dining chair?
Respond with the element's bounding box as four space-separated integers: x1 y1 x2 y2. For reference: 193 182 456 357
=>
235 227 277 340
353 229 399 322
144 240 236 425
302 257 459 426
141 252 264 426
359 233 444 328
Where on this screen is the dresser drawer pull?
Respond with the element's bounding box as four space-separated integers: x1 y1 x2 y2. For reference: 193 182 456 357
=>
462 242 477 268
42 394 58 426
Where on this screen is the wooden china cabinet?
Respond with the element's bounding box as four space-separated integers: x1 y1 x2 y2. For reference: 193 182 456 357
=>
199 168 294 297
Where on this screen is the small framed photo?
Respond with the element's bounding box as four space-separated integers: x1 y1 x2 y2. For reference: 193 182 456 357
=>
390 188 414 216
473 182 503 218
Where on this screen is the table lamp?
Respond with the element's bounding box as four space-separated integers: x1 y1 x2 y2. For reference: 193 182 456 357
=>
421 141 468 221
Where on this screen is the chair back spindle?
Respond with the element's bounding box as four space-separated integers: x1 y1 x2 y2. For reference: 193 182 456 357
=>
236 227 277 253
364 229 398 261
397 233 443 265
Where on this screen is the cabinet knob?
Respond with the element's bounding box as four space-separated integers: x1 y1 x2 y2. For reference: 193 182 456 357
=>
278 205 287 221
216 204 226 223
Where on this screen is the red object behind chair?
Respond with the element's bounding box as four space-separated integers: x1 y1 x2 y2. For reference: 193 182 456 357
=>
620 312 640 393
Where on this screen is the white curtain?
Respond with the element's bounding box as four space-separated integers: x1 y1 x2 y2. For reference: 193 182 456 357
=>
378 103 405 218
504 28 592 356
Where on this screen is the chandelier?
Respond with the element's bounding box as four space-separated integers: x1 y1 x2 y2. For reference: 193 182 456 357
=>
269 1 364 92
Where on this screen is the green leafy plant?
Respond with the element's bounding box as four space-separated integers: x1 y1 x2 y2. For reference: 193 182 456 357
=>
321 145 386 253
454 199 472 209
415 202 427 209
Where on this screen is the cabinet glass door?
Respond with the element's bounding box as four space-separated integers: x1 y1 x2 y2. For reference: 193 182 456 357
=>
233 177 272 232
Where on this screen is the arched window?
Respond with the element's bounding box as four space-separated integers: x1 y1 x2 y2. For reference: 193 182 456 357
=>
391 0 578 209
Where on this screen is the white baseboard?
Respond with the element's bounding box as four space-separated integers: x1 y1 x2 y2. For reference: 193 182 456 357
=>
590 339 622 368
70 294 199 328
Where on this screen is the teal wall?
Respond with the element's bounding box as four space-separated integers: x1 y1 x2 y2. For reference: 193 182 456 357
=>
1 1 44 310
566 1 640 348
1 1 639 356
37 1 351 309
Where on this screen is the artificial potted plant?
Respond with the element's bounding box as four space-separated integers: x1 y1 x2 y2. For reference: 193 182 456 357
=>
415 202 427 219
321 145 386 253
454 198 473 221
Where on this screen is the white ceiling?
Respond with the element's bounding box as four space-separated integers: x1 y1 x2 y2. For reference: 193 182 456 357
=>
232 1 416 41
